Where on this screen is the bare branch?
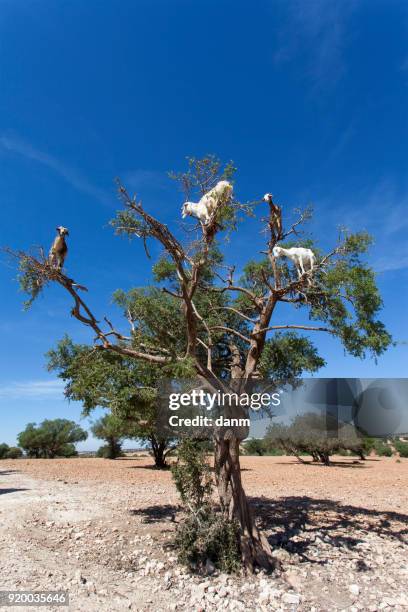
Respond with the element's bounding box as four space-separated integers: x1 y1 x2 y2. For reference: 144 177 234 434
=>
209 306 259 324
255 324 334 335
209 325 251 344
280 207 313 241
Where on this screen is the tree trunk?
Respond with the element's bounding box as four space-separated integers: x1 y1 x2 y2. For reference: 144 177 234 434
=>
150 437 170 469
214 436 275 571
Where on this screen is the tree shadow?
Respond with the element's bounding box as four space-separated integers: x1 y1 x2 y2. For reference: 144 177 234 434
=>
313 461 369 469
0 488 29 495
126 464 171 471
250 495 408 565
271 460 369 468
0 469 20 476
129 504 181 523
116 457 146 461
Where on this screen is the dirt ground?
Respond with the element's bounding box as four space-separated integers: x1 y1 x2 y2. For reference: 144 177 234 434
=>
0 455 407 612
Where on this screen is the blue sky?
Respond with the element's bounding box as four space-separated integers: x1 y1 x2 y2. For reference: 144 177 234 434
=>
0 0 407 450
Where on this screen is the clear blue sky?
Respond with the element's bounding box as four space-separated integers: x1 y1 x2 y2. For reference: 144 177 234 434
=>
0 0 407 450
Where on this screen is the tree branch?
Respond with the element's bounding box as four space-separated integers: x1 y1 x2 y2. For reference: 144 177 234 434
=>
255 324 334 335
209 325 251 344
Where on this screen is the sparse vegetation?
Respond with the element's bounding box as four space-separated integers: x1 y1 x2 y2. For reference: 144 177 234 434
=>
243 438 266 456
172 438 241 573
394 440 408 458
0 443 10 459
5 447 23 459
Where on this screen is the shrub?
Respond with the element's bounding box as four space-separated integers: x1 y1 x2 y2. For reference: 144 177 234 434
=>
174 510 241 573
171 438 213 510
0 443 10 459
96 444 123 459
394 440 408 458
5 447 23 459
244 438 266 456
171 438 241 573
374 440 392 457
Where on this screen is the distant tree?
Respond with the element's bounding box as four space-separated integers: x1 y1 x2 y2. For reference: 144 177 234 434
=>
16 423 43 458
244 438 266 456
17 419 87 458
91 414 125 459
47 336 175 468
0 443 10 459
265 413 366 465
5 447 23 459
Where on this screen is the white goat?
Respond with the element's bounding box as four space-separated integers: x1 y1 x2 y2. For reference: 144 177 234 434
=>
181 180 233 224
273 246 315 283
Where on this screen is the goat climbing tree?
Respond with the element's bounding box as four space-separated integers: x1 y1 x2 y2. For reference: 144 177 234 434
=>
8 156 392 571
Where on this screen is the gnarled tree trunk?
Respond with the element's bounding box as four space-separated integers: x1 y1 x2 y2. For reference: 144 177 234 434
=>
214 434 275 571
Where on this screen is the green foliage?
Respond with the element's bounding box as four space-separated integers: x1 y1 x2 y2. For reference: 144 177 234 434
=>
91 414 126 459
0 443 10 459
361 437 377 454
244 438 266 456
17 419 87 458
171 439 213 510
96 444 123 459
172 438 241 572
374 440 392 457
18 254 46 309
307 232 392 359
58 443 78 458
394 440 408 458
258 332 325 383
113 287 186 360
5 447 23 459
46 335 175 468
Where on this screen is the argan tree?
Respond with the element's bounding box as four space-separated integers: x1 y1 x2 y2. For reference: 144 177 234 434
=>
17 419 87 458
265 414 366 464
7 156 391 570
91 414 126 459
46 335 176 468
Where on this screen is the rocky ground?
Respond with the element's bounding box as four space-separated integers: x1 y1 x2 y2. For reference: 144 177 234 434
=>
0 455 407 611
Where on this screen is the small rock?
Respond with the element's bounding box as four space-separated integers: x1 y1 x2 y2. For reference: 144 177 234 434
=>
349 584 360 596
282 592 301 605
284 571 302 591
75 570 86 585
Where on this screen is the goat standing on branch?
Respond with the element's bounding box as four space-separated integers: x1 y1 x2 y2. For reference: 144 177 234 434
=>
273 245 316 285
263 193 282 241
182 180 233 225
49 226 69 270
